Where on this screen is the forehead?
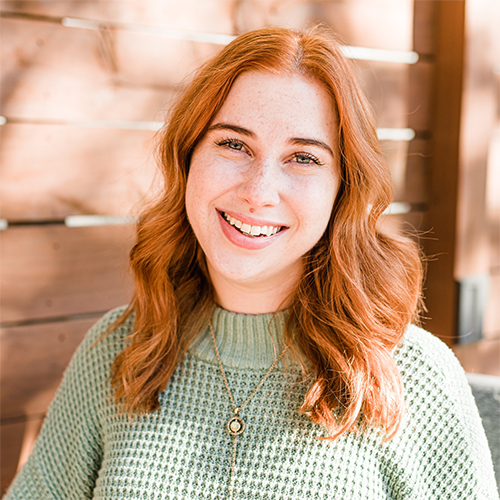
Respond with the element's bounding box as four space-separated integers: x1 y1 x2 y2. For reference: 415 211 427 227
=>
212 71 338 139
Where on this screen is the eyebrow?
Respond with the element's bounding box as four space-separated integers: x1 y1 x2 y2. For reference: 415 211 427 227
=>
208 122 334 157
207 123 256 138
289 137 334 157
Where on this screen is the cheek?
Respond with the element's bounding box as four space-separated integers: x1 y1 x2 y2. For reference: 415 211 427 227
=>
293 175 338 231
185 160 208 228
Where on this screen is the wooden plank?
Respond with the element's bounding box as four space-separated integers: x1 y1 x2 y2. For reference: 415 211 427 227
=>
355 61 433 135
234 0 414 51
379 140 410 202
0 224 134 323
0 17 216 121
412 0 436 55
408 60 433 132
379 211 427 237
2 0 414 51
0 130 419 223
0 124 156 220
405 139 431 205
377 139 431 206
418 0 499 343
2 17 413 127
1 0 236 34
1 318 96 420
418 1 466 344
351 60 411 130
1 417 44 496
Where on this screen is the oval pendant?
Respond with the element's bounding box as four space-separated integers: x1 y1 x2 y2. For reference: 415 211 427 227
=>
227 415 245 436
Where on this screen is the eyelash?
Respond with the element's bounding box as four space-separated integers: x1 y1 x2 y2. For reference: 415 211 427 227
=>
215 138 245 151
215 137 324 166
293 152 324 166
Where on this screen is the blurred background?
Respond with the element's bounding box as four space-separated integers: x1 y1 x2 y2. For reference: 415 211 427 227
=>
1 0 499 493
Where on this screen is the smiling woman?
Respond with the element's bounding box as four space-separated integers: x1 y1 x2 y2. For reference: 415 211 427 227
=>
186 72 339 313
5 25 498 500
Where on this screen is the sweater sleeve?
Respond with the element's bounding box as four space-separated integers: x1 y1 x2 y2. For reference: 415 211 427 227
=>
4 307 129 500
387 325 499 500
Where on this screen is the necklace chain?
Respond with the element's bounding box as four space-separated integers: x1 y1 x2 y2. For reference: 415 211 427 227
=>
208 319 289 500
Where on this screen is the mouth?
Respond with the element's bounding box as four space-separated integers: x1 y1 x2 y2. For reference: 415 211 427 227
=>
220 211 285 238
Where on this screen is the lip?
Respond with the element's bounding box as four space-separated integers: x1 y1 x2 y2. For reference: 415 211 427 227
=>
217 210 286 250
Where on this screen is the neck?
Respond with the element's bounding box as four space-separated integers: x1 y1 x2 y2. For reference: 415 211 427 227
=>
188 306 289 369
208 263 301 314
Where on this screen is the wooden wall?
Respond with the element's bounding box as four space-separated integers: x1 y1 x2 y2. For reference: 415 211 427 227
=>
1 0 498 493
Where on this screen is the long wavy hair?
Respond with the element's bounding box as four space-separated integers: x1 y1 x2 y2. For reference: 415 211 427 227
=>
108 25 423 440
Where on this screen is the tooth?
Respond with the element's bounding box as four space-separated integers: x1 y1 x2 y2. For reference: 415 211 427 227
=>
250 226 261 236
241 223 251 234
235 220 242 229
272 227 278 235
261 226 267 236
229 216 237 225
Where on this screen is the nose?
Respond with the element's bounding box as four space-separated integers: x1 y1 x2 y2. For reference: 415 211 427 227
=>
237 160 281 209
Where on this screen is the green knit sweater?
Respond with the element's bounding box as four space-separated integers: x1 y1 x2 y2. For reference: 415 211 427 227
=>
5 307 499 499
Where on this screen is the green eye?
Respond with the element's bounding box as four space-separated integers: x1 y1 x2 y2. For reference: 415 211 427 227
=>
215 138 246 152
296 154 312 164
228 140 243 150
294 153 321 165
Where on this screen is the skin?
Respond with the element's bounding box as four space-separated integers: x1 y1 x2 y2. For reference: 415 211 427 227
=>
185 71 340 314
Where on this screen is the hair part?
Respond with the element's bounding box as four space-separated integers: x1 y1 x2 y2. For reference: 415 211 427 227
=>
107 25 423 440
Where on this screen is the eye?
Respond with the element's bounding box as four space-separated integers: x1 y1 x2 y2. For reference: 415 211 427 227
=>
293 152 324 166
216 138 245 151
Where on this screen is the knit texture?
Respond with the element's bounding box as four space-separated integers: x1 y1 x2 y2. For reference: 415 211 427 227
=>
5 307 499 500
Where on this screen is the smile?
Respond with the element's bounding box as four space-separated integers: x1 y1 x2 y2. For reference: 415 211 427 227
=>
221 212 283 237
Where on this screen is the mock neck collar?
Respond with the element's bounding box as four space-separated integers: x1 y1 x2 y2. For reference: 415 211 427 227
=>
188 307 288 370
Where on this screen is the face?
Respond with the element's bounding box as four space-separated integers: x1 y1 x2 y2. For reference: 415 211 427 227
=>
185 71 339 309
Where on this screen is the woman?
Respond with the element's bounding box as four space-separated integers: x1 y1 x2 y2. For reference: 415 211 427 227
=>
5 26 498 500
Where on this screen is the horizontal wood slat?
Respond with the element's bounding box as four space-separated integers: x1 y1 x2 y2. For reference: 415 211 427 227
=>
1 317 96 420
2 0 414 51
0 224 134 323
0 124 156 220
352 60 411 130
1 0 236 35
0 122 427 220
234 0 414 51
1 17 216 122
379 140 410 201
379 211 427 239
408 61 433 132
405 139 431 204
378 139 432 209
1 17 417 127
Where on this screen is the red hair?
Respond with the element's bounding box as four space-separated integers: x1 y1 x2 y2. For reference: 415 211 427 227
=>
108 25 423 440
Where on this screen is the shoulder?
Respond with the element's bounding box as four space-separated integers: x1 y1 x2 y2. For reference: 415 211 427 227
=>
392 324 478 422
394 324 465 381
65 306 134 382
81 305 133 349
389 326 499 498
393 324 482 442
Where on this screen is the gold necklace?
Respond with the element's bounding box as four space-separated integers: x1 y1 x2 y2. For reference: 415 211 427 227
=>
208 320 289 500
